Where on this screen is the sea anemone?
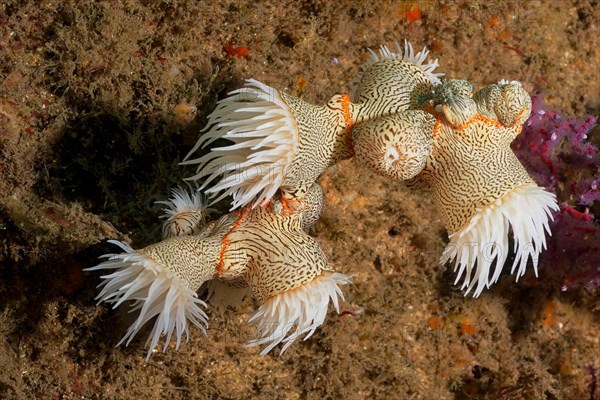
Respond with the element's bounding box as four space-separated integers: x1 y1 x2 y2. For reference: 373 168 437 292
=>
246 271 351 355
298 182 325 231
85 240 211 360
474 80 532 127
355 39 443 88
441 183 559 297
182 79 357 210
407 79 559 296
351 40 444 123
87 183 349 357
181 79 298 210
181 42 443 211
428 79 477 126
156 185 214 239
352 111 435 181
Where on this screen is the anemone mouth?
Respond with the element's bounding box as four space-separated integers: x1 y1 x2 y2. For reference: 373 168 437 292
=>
441 183 559 298
85 240 209 360
354 39 444 90
181 79 298 211
156 185 214 239
384 145 404 166
246 271 351 356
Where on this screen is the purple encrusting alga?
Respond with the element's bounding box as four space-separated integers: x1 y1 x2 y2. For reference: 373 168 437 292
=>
513 95 600 291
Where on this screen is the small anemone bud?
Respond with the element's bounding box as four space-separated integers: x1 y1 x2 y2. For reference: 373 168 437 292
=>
474 80 532 127
156 186 214 239
352 110 435 180
431 80 477 127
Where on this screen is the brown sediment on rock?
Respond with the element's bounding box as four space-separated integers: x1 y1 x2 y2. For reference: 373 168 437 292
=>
0 1 598 399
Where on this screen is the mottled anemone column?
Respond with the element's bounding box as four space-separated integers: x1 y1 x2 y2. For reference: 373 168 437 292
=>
156 185 214 239
85 233 225 360
349 42 444 182
206 182 325 306
409 80 559 297
181 79 357 210
351 110 436 181
352 40 444 122
215 184 350 355
157 186 253 308
86 184 349 357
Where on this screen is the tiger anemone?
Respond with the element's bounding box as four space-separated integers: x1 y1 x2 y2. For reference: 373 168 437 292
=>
85 184 349 357
181 80 356 210
352 40 444 120
156 185 214 239
351 110 435 181
409 80 559 297
85 238 217 360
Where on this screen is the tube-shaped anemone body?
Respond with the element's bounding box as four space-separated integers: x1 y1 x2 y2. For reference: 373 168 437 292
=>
181 79 357 210
85 231 227 360
352 40 444 122
87 184 349 357
215 199 350 355
352 110 436 181
408 81 558 297
156 186 214 239
206 181 325 306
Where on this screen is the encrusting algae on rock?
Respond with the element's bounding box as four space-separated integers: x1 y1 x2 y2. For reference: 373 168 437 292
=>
86 40 558 358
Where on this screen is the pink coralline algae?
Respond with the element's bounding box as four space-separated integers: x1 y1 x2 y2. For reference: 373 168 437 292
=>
513 95 600 291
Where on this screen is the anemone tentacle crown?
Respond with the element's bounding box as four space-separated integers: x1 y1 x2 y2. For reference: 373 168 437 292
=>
86 40 557 359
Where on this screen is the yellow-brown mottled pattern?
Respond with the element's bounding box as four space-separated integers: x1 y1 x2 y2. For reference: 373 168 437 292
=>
139 212 238 290
352 110 435 181
353 60 435 122
407 82 534 233
279 93 354 199
474 82 532 127
210 184 330 303
142 234 224 290
299 182 324 231
410 118 533 234
208 183 326 298
152 183 324 302
226 206 329 303
137 183 329 302
163 210 207 238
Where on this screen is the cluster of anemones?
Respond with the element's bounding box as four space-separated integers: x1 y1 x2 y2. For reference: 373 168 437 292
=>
86 40 557 359
87 183 350 360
